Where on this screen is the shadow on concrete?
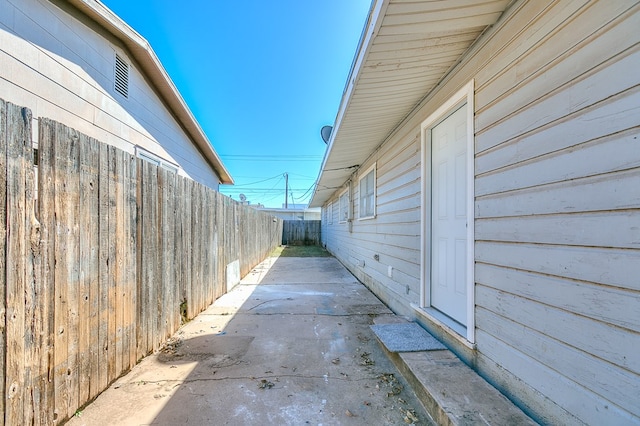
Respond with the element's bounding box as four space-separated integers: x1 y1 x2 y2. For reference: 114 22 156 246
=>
66 255 432 425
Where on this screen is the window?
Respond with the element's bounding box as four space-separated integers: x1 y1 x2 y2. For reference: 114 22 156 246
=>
359 164 376 219
328 202 333 224
135 146 179 173
339 190 349 223
114 53 129 98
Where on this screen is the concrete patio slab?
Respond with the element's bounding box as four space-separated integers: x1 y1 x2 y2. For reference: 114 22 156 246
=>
66 256 432 426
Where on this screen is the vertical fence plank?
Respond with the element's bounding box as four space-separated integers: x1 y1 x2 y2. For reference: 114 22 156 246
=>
55 122 81 421
174 176 185 330
141 161 159 353
165 170 176 339
190 182 201 317
106 146 117 383
97 143 110 394
181 178 192 323
1 103 285 423
0 99 7 425
78 134 96 405
158 168 174 342
78 137 100 402
209 190 219 302
21 106 38 426
203 187 212 305
114 149 125 379
4 103 32 425
135 159 145 361
124 152 137 370
51 122 67 422
37 119 56 424
156 168 165 344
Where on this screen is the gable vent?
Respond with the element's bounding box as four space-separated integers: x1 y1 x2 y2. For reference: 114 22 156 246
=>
114 53 129 98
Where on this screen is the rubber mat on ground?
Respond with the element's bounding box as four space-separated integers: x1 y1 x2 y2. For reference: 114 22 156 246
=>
370 323 446 352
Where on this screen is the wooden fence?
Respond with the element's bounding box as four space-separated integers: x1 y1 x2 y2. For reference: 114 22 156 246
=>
0 100 283 425
282 220 321 246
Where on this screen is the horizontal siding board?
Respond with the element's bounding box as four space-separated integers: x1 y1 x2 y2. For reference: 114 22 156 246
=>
475 241 640 292
477 50 640 171
476 300 640 418
473 0 587 101
378 161 420 189
475 211 640 249
476 263 640 333
476 1 639 129
479 39 640 157
475 167 640 218
377 183 419 206
374 207 420 226
355 222 420 237
477 283 640 376
378 145 419 182
476 328 636 426
477 80 640 165
476 111 640 196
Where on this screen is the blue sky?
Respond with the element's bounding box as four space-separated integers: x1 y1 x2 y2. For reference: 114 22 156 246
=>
101 0 371 207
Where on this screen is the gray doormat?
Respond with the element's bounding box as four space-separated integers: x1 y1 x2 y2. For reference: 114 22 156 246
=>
370 323 446 352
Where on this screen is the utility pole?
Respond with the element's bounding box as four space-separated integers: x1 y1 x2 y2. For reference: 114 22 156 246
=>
284 172 288 209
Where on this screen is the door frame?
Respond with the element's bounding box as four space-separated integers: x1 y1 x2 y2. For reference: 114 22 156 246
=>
419 80 475 343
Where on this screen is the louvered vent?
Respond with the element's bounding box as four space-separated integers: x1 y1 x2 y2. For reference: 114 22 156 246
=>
114 53 129 98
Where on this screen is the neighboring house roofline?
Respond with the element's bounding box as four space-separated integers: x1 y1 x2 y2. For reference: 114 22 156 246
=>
67 0 234 185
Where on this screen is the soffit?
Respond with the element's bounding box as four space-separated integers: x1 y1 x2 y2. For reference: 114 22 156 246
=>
310 0 511 207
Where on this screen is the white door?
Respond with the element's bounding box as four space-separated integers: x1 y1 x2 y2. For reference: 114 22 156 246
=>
430 104 468 325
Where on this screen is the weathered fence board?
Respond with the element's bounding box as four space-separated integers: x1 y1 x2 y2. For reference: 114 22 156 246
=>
0 101 283 425
282 220 321 245
5 102 33 424
0 100 6 423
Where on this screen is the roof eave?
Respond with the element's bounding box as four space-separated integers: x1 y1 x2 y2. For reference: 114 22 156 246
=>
309 0 389 207
67 0 234 185
309 0 513 208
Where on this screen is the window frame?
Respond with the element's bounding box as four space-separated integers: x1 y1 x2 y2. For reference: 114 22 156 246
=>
135 146 179 173
338 189 349 223
358 163 376 220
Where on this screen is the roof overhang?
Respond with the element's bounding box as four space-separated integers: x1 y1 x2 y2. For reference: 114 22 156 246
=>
309 0 512 207
66 0 234 184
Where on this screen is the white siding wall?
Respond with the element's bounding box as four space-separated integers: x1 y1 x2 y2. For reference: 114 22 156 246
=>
0 0 221 189
322 1 640 424
323 131 422 317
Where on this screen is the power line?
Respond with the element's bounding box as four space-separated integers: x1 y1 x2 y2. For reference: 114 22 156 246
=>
222 173 283 187
221 187 310 192
220 154 322 163
220 154 321 158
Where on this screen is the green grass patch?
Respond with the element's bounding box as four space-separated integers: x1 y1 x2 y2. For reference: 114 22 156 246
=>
270 245 332 258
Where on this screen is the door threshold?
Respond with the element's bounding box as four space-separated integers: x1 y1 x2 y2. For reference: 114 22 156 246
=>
411 304 475 351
